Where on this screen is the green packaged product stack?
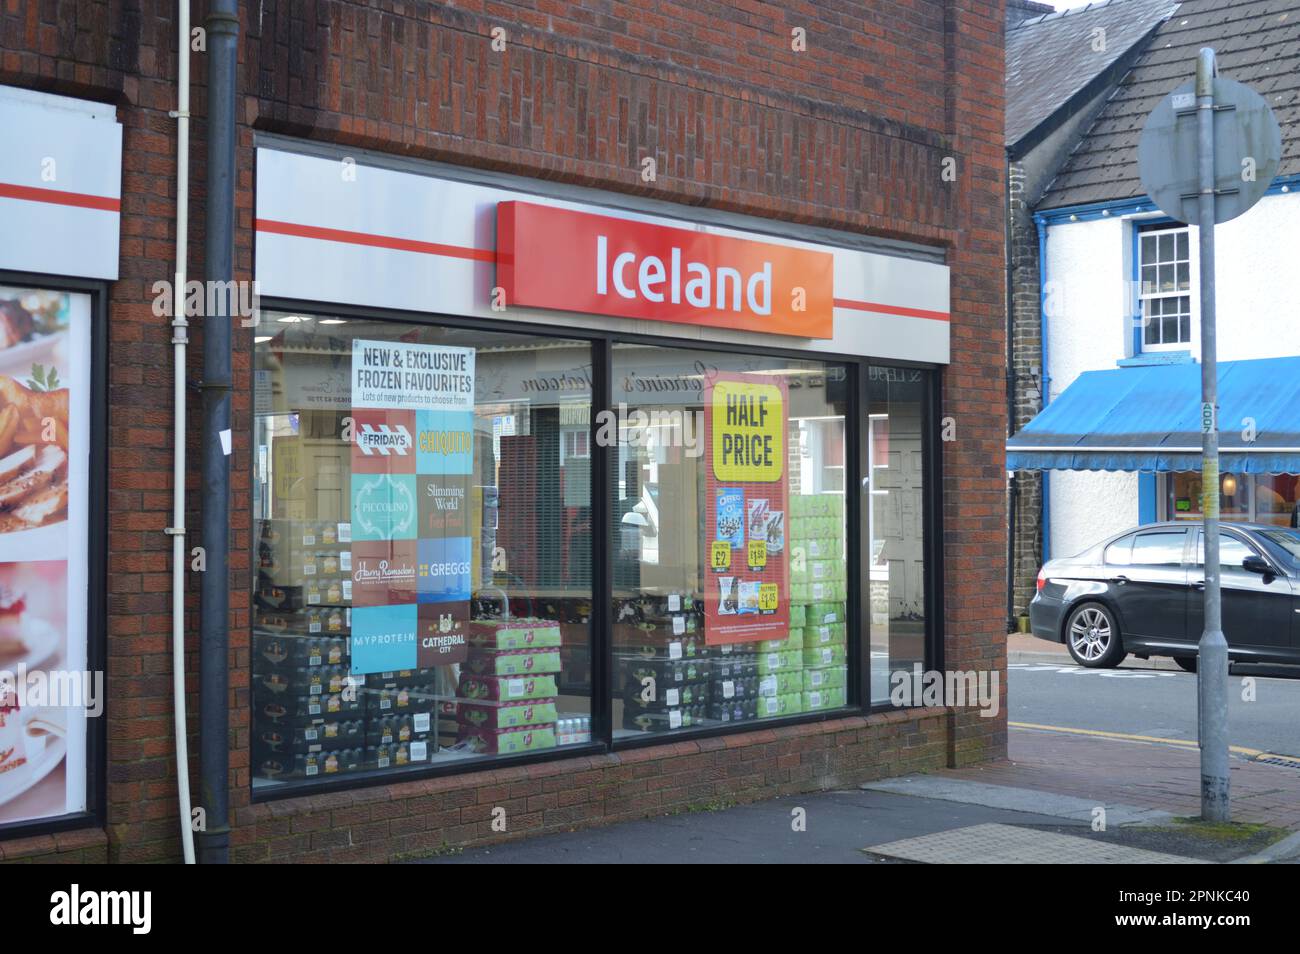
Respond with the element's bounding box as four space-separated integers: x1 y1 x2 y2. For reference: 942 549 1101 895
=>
802 687 846 711
756 649 801 675
758 692 803 718
802 665 846 692
802 644 846 668
757 629 803 653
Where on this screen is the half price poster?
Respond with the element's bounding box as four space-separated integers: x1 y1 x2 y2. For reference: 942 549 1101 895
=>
703 374 790 644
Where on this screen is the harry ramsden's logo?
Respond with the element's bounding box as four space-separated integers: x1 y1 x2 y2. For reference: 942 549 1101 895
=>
353 558 416 585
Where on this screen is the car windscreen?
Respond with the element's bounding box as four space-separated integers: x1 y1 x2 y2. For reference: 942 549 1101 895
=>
1257 528 1300 570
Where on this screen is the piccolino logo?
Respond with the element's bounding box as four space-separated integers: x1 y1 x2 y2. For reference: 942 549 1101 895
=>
49 884 151 934
889 664 1001 718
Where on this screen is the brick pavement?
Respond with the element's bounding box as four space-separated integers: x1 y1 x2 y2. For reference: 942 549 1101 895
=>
942 725 1300 829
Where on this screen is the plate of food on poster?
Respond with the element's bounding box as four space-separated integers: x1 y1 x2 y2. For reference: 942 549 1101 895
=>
0 295 72 559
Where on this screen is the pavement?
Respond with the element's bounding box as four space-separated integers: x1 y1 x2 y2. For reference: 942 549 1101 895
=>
417 723 1300 864
414 636 1300 864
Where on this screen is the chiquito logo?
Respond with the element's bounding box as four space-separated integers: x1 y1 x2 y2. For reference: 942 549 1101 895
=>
50 884 151 935
889 664 1000 718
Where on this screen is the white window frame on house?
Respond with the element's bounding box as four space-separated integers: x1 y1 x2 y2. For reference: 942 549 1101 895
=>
1137 224 1194 352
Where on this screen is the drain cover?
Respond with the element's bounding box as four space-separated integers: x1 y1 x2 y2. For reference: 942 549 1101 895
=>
865 824 1208 864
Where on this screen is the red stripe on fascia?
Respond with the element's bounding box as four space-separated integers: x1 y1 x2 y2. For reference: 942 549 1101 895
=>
834 298 949 322
256 218 495 263
0 182 120 212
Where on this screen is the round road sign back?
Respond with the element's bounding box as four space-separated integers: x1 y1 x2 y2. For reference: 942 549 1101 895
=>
1137 76 1282 225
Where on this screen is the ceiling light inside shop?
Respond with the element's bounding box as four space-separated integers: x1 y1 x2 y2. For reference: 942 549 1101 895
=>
276 315 309 323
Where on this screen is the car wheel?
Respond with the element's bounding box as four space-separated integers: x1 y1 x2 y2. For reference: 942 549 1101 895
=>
1064 602 1126 668
1174 655 1197 673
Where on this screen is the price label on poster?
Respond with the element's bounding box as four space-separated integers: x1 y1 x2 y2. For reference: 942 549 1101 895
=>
747 539 767 571
758 584 779 612
711 540 732 572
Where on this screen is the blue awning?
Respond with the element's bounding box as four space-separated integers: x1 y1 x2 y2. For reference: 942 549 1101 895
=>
1007 356 1300 473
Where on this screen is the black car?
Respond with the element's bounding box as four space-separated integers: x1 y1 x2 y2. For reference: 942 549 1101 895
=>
1030 522 1300 669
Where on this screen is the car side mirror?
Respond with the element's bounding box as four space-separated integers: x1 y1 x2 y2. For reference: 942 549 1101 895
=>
1242 555 1272 577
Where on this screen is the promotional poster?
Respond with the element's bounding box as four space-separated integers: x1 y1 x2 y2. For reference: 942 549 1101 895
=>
348 340 475 673
702 374 790 645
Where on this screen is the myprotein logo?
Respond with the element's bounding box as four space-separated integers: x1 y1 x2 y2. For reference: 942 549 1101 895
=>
50 884 151 934
497 201 834 338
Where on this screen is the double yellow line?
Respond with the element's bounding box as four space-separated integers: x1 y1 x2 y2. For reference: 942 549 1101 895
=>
1010 721 1300 767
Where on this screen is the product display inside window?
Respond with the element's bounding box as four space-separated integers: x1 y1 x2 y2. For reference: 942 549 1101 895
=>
1166 471 1298 526
252 315 593 788
867 367 927 705
610 344 850 737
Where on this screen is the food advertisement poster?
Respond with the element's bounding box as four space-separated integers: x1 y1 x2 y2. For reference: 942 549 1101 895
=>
0 287 90 827
703 374 789 644
349 340 475 673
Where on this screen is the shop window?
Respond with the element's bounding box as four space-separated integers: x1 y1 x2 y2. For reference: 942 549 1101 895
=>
0 285 93 830
1166 471 1294 524
252 313 593 790
1253 474 1299 527
867 367 928 705
609 344 850 736
1138 225 1191 349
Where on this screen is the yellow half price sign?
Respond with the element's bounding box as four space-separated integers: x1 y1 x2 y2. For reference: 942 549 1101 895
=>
711 380 784 483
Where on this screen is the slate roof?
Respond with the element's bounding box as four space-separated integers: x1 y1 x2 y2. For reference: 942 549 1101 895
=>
1041 0 1300 209
1007 0 1179 148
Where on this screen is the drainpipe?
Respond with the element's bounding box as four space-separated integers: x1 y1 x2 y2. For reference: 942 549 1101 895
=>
1035 213 1052 563
1005 155 1017 630
198 0 239 865
168 0 196 866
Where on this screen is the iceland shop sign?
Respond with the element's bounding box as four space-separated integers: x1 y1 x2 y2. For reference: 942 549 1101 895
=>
496 201 834 338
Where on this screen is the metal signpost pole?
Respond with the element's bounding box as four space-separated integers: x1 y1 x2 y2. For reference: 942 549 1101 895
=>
1195 47 1230 822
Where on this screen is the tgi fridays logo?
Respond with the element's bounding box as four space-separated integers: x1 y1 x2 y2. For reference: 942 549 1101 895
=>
356 422 411 456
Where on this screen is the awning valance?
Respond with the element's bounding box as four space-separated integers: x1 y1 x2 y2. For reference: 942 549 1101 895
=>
1007 356 1300 473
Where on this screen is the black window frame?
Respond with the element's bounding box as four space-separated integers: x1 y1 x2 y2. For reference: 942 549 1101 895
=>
0 269 108 843
249 295 943 800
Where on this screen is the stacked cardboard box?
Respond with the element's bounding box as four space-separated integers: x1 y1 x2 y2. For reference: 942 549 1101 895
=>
455 619 562 753
615 593 711 732
787 495 848 713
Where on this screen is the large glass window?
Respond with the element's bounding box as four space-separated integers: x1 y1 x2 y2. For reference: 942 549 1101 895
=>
0 285 93 830
253 313 592 790
610 344 850 737
1166 471 1295 524
868 366 928 705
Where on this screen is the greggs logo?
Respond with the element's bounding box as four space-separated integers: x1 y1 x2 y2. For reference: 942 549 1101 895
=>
497 201 833 338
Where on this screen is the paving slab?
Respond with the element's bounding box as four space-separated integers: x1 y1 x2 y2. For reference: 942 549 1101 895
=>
866 823 1209 864
861 775 1174 825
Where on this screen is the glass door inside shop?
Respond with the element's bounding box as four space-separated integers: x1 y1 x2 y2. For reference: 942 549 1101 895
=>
866 367 928 705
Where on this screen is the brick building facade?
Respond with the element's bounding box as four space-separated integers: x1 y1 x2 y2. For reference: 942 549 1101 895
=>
0 0 1006 864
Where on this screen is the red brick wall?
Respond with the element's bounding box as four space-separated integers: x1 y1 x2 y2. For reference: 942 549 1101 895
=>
0 0 1006 863
230 710 949 863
